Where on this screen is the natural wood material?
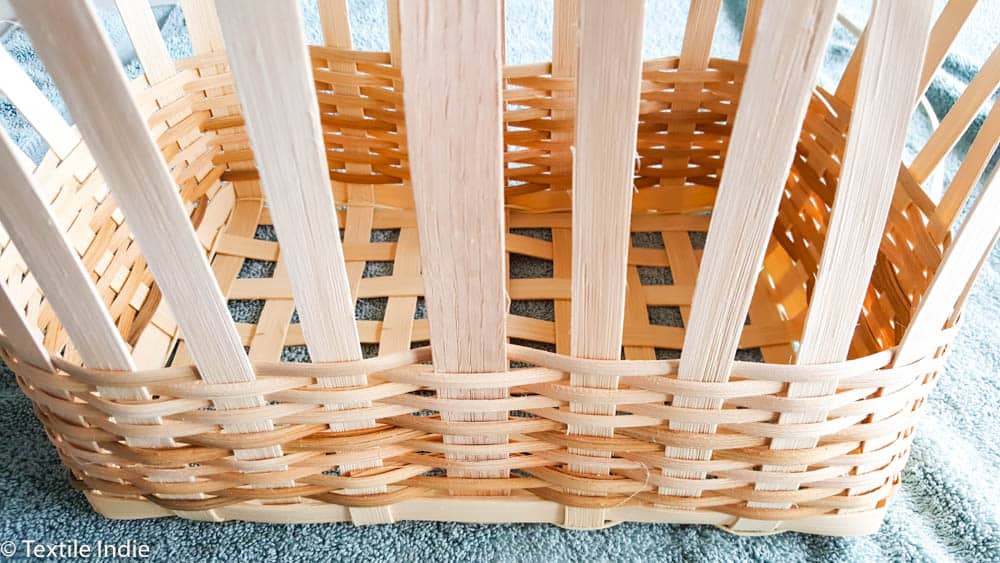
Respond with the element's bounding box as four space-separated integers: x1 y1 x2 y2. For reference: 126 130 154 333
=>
181 0 225 54
917 0 977 98
0 47 77 159
898 166 1000 366
115 0 174 85
399 0 509 487
214 0 363 391
0 279 52 374
663 0 837 497
549 0 577 360
0 129 169 450
741 0 935 526
215 0 388 520
565 0 645 529
399 0 507 373
318 0 351 49
570 0 645 371
83 490 891 536
13 0 279 462
934 98 1000 232
659 0 720 198
0 132 135 374
797 0 934 390
910 45 1000 186
738 0 763 63
0 0 993 537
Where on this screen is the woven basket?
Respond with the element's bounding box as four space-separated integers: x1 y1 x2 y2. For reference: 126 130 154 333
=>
0 0 997 536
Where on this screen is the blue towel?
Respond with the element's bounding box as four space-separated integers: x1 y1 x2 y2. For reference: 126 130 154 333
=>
1 1 997 560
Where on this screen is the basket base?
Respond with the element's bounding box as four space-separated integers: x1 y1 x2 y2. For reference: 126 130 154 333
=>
84 492 886 536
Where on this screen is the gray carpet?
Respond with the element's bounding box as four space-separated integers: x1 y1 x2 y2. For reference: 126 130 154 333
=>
0 1 998 561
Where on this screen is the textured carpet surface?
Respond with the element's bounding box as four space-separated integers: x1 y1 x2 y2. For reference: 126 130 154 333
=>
0 1 998 561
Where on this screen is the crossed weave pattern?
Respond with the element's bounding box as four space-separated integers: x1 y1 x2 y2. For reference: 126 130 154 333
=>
5 335 951 514
0 46 948 533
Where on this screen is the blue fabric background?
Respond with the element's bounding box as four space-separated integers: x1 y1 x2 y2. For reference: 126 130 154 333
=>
0 1 997 560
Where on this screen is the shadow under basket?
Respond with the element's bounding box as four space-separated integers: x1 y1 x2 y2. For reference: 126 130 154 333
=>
0 0 995 538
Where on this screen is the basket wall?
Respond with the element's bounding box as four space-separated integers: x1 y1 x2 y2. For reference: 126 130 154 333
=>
0 40 954 536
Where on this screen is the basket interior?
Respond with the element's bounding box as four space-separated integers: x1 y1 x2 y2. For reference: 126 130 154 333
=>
0 48 941 371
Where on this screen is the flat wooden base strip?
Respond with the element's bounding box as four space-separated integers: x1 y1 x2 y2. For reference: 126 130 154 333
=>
84 492 889 536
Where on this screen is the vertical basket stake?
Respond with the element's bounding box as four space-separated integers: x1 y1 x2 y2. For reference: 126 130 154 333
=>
897 169 1000 367
214 0 392 524
549 0 577 356
662 0 836 497
0 129 169 449
0 280 52 374
0 48 77 159
13 0 283 466
909 45 1000 188
399 0 510 490
115 0 174 86
737 0 935 532
564 0 645 530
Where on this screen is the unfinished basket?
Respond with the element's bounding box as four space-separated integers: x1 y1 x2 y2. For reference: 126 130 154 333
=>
0 0 997 537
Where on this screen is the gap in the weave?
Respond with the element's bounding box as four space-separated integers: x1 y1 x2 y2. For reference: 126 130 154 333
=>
226 221 762 364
